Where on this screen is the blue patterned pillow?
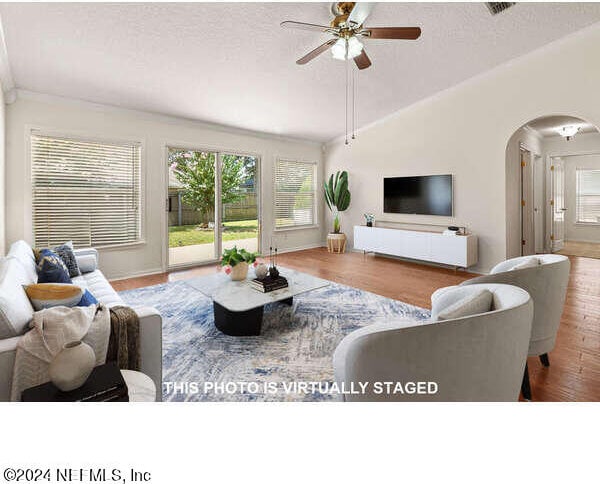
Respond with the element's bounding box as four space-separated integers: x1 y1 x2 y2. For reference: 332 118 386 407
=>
36 249 71 284
53 241 81 278
77 289 98 307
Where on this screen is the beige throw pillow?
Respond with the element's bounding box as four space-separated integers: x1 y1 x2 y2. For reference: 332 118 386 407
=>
510 257 541 271
436 289 493 321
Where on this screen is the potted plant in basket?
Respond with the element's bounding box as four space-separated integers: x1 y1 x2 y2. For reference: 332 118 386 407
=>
221 246 259 281
324 170 351 253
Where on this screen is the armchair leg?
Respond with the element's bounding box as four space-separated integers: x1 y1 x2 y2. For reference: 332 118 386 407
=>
521 363 532 401
539 353 550 367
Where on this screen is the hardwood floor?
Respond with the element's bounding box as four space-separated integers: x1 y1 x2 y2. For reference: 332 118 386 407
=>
558 240 600 260
110 247 600 401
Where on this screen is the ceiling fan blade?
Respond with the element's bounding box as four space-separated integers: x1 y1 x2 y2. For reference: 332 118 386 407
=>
296 39 337 65
348 2 374 27
354 49 372 70
281 21 331 32
365 27 422 40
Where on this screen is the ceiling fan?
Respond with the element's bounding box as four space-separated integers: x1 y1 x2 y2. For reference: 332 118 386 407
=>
281 2 421 70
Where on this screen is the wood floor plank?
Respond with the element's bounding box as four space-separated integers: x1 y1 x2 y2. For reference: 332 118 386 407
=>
110 248 600 401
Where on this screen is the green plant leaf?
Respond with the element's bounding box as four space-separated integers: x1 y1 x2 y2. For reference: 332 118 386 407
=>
334 178 347 205
338 190 351 211
324 181 332 210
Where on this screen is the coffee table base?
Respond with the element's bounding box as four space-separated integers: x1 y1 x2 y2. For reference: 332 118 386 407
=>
213 297 293 336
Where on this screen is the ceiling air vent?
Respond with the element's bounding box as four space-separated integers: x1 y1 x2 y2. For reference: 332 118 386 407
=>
485 2 516 15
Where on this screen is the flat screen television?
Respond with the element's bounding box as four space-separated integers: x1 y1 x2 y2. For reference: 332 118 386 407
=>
384 175 453 216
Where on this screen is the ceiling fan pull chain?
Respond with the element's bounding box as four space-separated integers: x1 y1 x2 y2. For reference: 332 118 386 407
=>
352 66 356 140
345 57 349 145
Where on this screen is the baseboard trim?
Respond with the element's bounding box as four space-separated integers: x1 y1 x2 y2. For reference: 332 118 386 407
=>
108 267 164 282
276 243 325 255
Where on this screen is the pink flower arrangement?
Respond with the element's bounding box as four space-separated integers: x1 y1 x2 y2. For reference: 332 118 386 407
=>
223 266 232 275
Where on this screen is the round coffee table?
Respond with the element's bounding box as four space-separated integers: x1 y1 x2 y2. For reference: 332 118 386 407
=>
121 370 156 402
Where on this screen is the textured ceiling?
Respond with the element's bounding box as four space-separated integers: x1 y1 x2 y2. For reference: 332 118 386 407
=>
527 115 599 138
2 2 600 142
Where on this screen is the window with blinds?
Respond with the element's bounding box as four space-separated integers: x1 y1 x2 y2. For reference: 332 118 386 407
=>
31 134 142 248
274 159 317 229
576 169 600 224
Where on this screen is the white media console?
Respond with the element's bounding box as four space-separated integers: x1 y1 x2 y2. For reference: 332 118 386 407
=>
354 225 478 268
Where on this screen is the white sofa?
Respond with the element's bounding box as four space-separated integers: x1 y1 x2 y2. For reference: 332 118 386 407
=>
0 240 162 401
333 284 533 401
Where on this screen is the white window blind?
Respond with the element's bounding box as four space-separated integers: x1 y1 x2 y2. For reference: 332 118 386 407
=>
576 169 600 224
274 159 317 229
31 134 142 248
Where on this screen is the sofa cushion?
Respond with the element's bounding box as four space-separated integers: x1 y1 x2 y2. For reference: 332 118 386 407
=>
0 258 35 338
23 283 83 311
435 289 493 321
36 249 71 284
7 240 37 285
52 241 81 278
72 270 122 308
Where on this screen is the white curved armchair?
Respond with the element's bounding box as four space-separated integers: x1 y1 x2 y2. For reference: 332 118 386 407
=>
459 254 570 400
333 284 533 402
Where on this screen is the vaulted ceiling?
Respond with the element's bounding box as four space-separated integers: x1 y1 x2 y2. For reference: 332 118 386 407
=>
2 2 600 142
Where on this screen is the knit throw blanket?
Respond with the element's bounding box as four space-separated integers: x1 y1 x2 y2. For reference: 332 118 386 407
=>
107 306 140 372
11 305 110 401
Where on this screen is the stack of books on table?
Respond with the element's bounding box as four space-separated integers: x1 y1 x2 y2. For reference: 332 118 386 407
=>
250 275 289 293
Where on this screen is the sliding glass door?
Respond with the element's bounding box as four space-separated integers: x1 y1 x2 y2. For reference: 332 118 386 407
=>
167 148 259 268
219 154 259 257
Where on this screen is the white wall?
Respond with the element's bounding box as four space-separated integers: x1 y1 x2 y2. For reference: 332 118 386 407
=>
324 23 600 273
6 93 324 279
0 85 4 255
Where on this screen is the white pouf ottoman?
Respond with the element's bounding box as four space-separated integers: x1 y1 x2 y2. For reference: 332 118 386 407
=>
121 370 157 402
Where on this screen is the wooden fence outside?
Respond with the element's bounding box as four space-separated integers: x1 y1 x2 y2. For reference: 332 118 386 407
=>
168 191 257 226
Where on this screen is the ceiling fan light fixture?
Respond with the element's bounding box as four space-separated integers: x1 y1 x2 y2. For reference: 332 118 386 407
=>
331 38 347 60
331 36 363 61
347 36 364 59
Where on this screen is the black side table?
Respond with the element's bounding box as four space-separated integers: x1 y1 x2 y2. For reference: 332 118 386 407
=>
21 362 129 402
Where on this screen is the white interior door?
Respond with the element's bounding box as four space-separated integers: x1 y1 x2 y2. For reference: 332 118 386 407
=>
533 155 544 253
551 157 566 251
521 149 535 256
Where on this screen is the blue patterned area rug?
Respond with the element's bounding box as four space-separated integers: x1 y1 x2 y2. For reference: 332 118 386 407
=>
119 275 430 402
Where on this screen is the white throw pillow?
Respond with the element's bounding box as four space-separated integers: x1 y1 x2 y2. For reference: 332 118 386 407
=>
436 289 493 321
510 257 541 271
76 254 98 274
0 258 35 338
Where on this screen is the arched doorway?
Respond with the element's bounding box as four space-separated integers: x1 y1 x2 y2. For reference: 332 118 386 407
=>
505 115 600 259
